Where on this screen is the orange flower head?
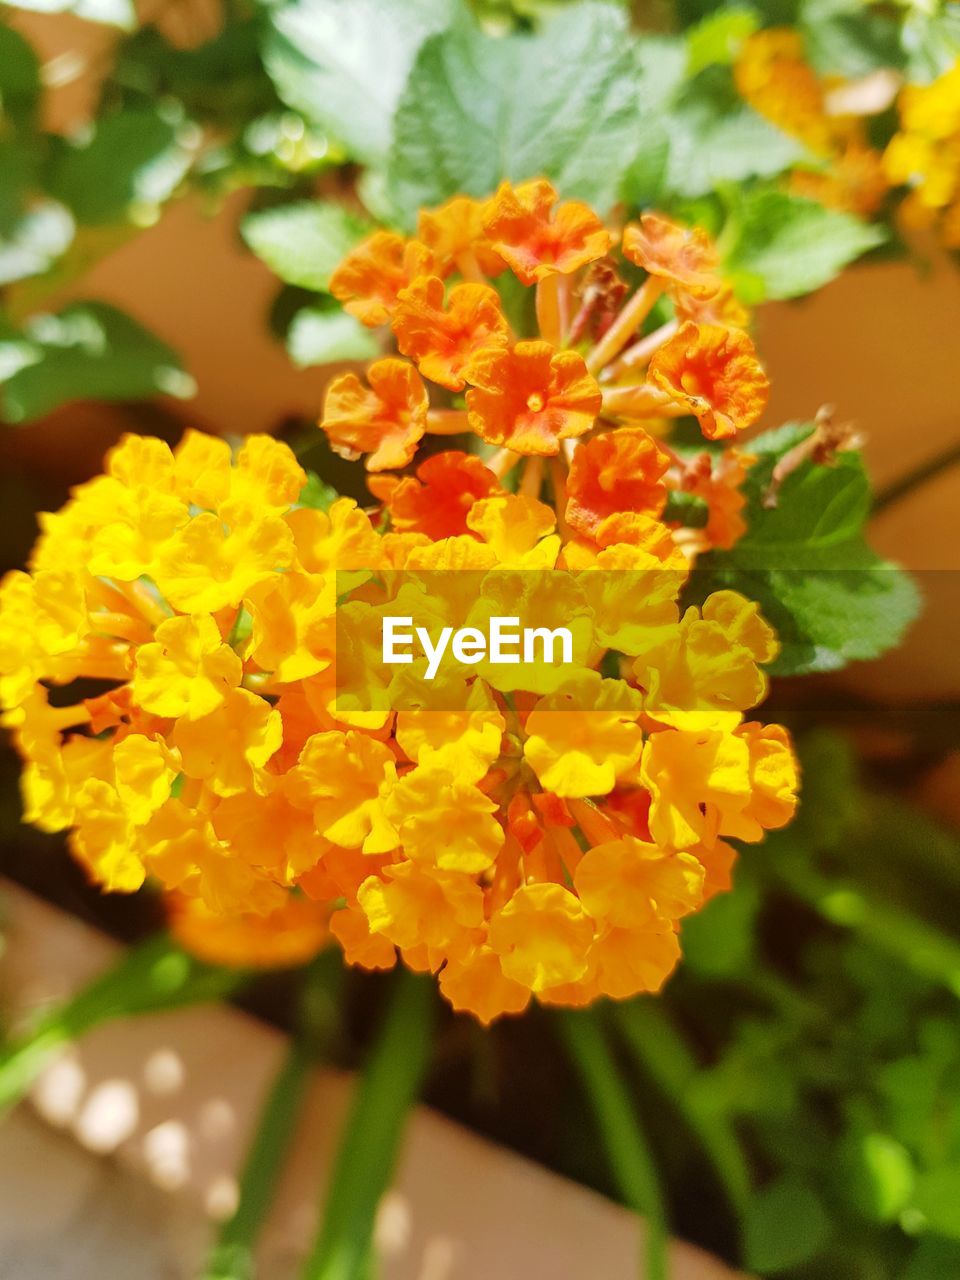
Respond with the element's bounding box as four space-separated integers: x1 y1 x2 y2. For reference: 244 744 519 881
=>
622 213 721 296
565 428 670 536
392 275 510 390
320 358 429 471
466 340 601 456
417 195 505 276
484 178 613 285
329 232 436 327
368 450 502 540
648 322 769 440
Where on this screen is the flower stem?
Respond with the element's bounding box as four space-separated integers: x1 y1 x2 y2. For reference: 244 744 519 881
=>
202 950 343 1280
300 968 435 1280
586 278 663 374
872 439 960 515
610 1002 751 1217
0 933 247 1114
554 1008 669 1280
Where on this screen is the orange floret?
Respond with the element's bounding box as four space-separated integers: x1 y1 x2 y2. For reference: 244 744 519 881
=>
368 450 502 539
320 358 429 471
466 340 601 455
484 178 613 285
329 231 436 327
391 276 510 390
565 427 670 535
622 213 721 296
416 195 505 276
648 322 769 440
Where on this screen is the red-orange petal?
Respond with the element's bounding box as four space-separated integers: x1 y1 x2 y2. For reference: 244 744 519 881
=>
391 275 510 390
329 232 436 327
368 450 503 539
320 358 429 470
465 340 601 456
647 322 769 440
565 428 670 535
484 178 612 285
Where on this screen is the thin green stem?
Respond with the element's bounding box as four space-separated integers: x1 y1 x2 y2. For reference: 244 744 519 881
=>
0 932 247 1113
300 967 435 1280
203 949 344 1280
555 1008 669 1280
872 439 960 515
611 1002 751 1219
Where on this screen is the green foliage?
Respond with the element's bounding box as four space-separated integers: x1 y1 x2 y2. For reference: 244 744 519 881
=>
0 302 193 423
385 2 645 225
286 304 380 367
262 0 455 164
46 107 194 225
724 188 888 302
686 7 760 76
743 1176 832 1272
693 423 920 675
0 24 41 128
241 201 370 291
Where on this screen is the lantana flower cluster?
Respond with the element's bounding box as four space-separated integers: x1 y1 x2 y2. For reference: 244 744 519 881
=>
885 60 960 247
734 28 890 218
0 182 798 1022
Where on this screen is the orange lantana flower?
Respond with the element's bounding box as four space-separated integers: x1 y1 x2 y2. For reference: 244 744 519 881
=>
484 178 613 285
329 232 435 327
565 428 670 535
368 450 502 540
622 213 721 297
648 322 769 440
466 340 601 455
321 358 429 470
416 195 505 276
392 276 510 390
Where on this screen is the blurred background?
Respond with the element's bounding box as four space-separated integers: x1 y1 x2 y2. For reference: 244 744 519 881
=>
1 2 959 1278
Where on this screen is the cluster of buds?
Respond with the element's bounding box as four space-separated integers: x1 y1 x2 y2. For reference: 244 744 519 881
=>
0 182 798 1021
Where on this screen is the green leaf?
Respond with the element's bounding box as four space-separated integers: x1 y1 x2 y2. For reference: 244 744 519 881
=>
262 0 454 164
743 1176 831 1273
901 4 960 82
0 24 42 127
693 424 920 675
841 1131 915 1222
241 201 369 291
287 305 379 367
686 6 759 75
680 878 760 977
297 471 340 512
386 3 647 225
901 1238 960 1280
725 188 887 301
662 72 807 199
0 0 136 27
912 1169 960 1239
799 0 903 79
0 301 193 424
0 200 75 285
46 108 193 224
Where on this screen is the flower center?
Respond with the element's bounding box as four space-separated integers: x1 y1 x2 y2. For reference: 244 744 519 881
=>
526 392 546 413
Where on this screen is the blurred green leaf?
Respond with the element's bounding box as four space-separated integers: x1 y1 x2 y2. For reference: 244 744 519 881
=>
694 423 921 674
0 24 42 128
0 301 192 423
386 2 647 224
686 6 759 75
287 305 380 367
799 0 904 78
842 1132 916 1223
297 471 340 511
46 108 193 224
901 4 960 81
901 1237 960 1279
662 74 807 199
263 0 454 164
241 201 369 290
913 1169 960 1239
680 878 760 978
743 1175 831 1272
725 188 887 301
0 0 135 27
0 200 74 285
